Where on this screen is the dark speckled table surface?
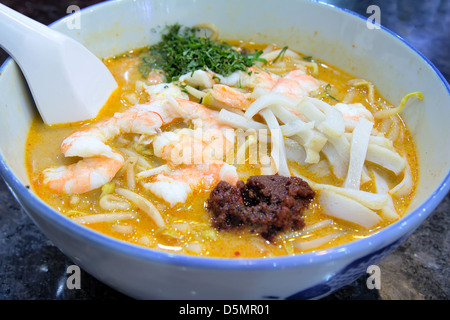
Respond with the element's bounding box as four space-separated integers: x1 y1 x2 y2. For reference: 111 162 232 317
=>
0 0 448 300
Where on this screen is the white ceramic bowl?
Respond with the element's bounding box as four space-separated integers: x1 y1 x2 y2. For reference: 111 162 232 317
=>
0 0 449 300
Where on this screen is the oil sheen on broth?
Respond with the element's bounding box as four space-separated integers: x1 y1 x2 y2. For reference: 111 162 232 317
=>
25 29 419 258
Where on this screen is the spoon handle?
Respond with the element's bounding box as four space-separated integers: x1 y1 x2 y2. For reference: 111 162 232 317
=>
0 3 117 125
0 3 63 65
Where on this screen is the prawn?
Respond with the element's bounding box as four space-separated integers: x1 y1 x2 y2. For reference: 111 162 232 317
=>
180 66 279 92
333 102 375 132
221 67 280 91
207 84 254 111
150 94 235 165
144 98 237 206
42 84 237 196
141 92 238 206
206 68 320 111
42 157 124 194
271 69 320 101
143 163 238 207
42 106 164 194
153 126 234 165
179 67 280 111
42 84 186 194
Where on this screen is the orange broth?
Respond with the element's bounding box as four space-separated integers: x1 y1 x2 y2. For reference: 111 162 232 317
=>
25 41 418 258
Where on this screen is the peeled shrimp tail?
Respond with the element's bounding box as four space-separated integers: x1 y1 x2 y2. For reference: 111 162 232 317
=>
61 110 163 159
43 109 165 194
143 163 238 207
42 156 124 194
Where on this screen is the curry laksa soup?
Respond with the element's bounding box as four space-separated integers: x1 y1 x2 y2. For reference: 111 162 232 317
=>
26 24 422 258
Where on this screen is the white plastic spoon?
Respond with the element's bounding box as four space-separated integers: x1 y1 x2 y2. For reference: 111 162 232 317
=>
0 3 117 125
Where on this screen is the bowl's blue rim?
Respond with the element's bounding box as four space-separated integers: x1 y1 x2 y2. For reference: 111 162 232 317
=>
0 0 449 271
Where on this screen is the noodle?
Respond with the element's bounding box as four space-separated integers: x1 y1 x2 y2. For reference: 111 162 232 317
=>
319 190 382 228
260 108 290 176
126 156 138 189
71 212 138 224
390 163 414 197
99 194 132 211
293 231 346 251
372 170 399 221
343 118 373 190
136 164 169 179
115 188 165 228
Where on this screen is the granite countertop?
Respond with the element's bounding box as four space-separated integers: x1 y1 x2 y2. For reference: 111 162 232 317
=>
0 0 448 300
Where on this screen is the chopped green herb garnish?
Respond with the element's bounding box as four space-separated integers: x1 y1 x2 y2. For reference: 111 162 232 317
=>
138 55 158 79
315 83 339 102
272 46 288 64
324 83 339 102
179 83 189 94
139 24 265 81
